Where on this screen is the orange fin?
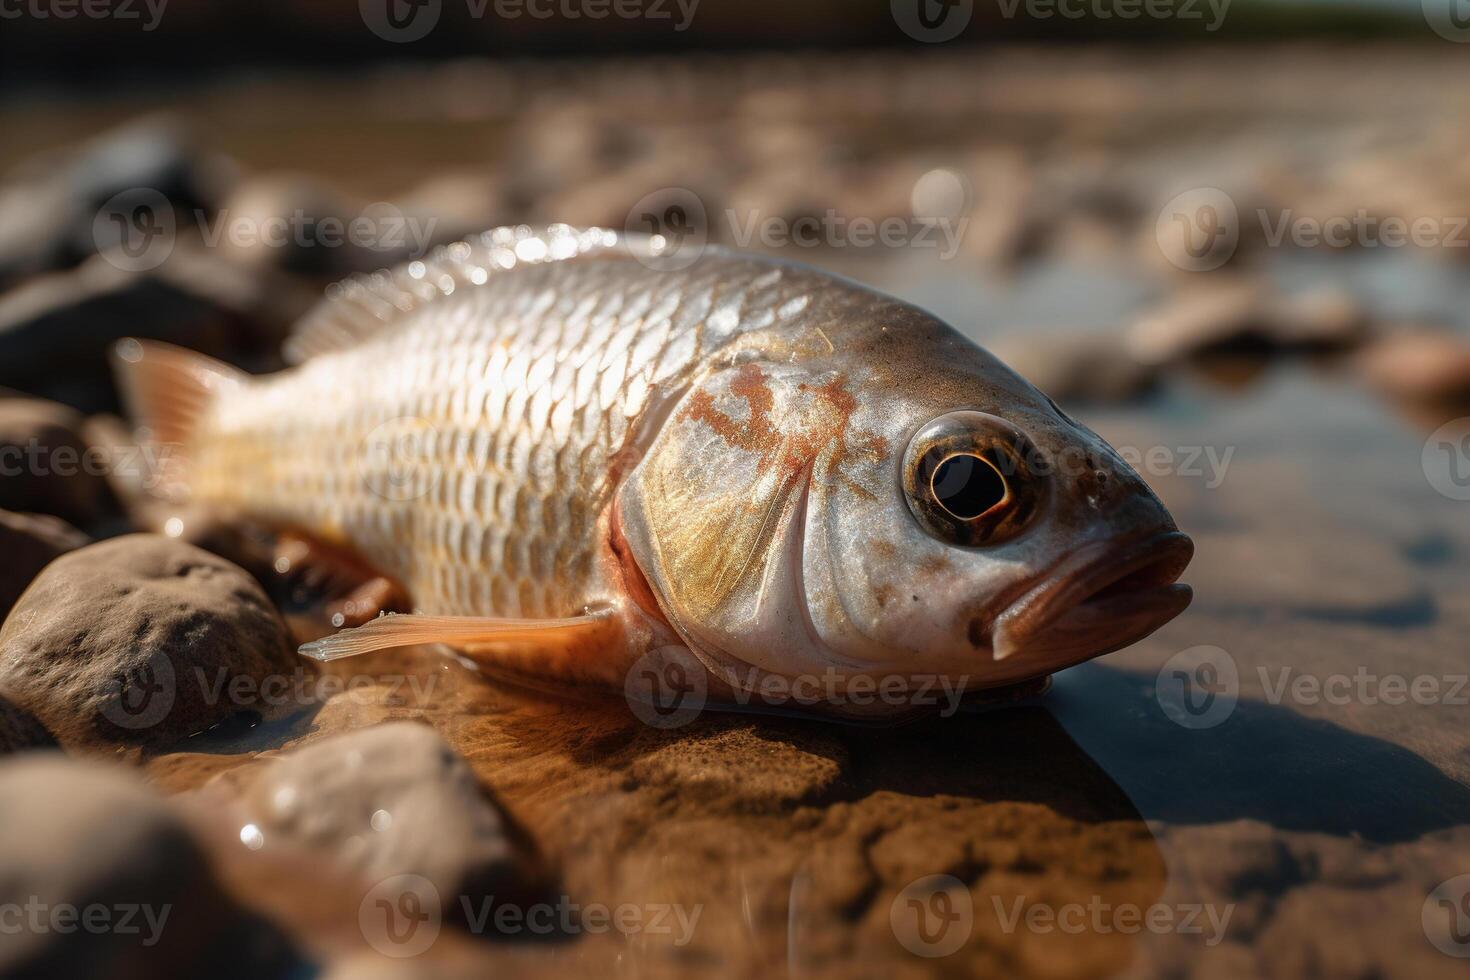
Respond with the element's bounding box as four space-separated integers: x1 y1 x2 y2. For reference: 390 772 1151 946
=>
111 338 246 498
298 608 622 667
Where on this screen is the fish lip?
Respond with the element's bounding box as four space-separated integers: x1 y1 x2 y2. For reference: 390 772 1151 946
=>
989 530 1194 662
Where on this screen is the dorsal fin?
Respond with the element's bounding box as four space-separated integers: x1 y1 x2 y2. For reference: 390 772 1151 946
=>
284 225 654 364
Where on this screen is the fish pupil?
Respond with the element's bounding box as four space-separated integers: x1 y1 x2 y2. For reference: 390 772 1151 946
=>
931 454 1007 521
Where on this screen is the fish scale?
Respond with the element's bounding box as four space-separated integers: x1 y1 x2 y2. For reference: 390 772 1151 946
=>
187 227 819 619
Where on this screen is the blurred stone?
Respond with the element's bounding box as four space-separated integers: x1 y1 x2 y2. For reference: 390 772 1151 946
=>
0 398 115 527
1127 280 1366 366
0 508 89 622
0 250 310 413
0 535 297 750
239 722 541 919
990 330 1159 404
397 172 507 248
1358 328 1470 407
0 116 233 289
216 173 422 279
0 692 54 753
0 754 300 979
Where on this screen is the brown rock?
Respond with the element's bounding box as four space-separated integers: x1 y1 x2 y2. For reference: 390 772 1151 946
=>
216 173 415 279
0 753 301 980
990 329 1159 404
0 398 115 527
238 722 541 918
0 507 89 621
0 535 297 750
1127 281 1367 366
1358 328 1470 406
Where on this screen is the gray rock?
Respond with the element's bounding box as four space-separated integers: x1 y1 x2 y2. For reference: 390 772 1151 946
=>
0 508 89 622
240 722 540 917
0 116 231 291
0 753 301 980
0 398 115 527
0 535 297 750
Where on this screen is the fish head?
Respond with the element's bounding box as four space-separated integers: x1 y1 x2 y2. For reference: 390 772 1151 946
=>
616 303 1192 710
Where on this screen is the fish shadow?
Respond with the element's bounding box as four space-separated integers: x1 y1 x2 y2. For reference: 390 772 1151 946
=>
1049 661 1470 843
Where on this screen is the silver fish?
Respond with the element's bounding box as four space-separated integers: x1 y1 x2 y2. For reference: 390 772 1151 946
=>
115 225 1192 719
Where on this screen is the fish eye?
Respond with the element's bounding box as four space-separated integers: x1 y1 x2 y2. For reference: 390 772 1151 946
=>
903 412 1045 547
930 453 1008 521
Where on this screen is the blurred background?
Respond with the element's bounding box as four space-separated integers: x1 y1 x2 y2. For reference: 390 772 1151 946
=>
4 2 1470 978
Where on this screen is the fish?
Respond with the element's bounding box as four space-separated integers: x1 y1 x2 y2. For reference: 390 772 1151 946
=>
113 224 1193 720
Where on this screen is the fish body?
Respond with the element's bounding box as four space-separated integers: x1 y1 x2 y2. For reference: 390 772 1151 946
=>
117 226 1192 717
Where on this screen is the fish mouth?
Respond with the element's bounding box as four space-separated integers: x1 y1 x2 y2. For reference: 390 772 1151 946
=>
989 530 1194 670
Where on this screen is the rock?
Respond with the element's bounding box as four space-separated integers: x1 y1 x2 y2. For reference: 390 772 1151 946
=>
0 753 301 980
0 116 232 290
1358 328 1470 407
397 172 508 248
0 508 89 621
0 398 115 527
0 692 54 753
1127 280 1367 366
216 173 418 279
238 722 540 916
990 329 1159 404
0 250 311 413
0 535 298 750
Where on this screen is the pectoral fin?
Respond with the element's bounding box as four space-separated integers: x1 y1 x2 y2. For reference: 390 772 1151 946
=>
298 608 626 683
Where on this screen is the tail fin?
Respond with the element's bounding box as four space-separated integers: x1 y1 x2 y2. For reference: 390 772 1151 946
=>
111 338 245 500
